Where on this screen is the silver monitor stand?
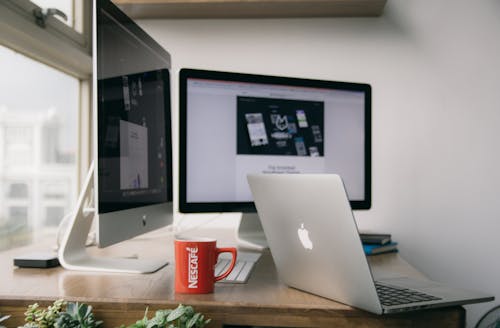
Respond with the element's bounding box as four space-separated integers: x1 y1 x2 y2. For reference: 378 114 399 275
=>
58 162 169 273
235 212 268 250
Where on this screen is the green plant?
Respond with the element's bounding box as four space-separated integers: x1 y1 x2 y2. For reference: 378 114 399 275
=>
55 302 102 328
23 299 66 328
21 300 102 328
19 300 209 328
123 304 211 328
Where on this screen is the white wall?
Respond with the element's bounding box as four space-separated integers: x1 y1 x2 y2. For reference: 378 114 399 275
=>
137 0 500 326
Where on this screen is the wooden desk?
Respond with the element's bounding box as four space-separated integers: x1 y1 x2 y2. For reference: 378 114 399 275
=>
0 233 464 328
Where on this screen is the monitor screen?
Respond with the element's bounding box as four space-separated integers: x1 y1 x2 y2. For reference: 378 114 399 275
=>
179 69 371 212
97 70 170 213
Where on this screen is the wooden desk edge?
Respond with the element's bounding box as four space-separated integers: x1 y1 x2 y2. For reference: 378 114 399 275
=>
0 298 465 328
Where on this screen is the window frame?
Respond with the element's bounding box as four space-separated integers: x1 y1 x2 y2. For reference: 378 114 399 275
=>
0 0 93 190
0 0 92 78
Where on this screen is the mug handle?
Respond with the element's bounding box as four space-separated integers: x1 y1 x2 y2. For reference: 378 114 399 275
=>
214 247 237 282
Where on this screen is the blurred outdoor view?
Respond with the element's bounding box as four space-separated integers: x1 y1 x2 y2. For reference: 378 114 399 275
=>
0 44 78 251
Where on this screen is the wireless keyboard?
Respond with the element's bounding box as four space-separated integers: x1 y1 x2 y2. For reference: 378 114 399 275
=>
215 251 261 284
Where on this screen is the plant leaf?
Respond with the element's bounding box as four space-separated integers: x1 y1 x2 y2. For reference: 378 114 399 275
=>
166 305 187 322
145 321 158 328
150 309 170 327
78 303 89 320
186 313 201 328
66 302 76 316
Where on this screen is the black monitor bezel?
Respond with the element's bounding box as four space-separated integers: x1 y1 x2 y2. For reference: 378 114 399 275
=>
179 68 371 213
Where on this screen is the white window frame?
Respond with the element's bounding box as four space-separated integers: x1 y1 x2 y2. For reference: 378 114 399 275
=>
0 0 93 189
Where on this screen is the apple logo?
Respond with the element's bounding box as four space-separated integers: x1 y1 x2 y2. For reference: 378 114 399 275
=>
297 223 313 250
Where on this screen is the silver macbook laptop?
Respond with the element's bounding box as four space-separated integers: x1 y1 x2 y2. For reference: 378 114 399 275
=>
247 173 494 314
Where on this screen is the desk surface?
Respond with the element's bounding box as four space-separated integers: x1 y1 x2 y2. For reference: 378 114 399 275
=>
0 230 464 328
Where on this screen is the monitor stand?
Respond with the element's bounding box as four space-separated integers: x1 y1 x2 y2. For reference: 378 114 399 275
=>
235 213 268 250
58 161 168 273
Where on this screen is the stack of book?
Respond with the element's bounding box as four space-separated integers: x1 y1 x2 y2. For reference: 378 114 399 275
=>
360 232 398 256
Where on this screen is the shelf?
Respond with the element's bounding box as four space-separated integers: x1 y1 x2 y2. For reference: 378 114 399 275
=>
112 0 387 19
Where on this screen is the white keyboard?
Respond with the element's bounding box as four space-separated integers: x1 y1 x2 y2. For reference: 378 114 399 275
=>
215 251 261 284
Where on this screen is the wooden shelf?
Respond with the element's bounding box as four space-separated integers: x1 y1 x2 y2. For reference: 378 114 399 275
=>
112 0 387 19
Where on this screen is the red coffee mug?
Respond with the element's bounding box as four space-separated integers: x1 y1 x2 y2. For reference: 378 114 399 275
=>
174 237 237 294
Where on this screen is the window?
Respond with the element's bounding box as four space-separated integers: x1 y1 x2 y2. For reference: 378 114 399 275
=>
45 206 66 227
8 183 29 199
4 126 34 165
0 0 91 251
8 207 29 224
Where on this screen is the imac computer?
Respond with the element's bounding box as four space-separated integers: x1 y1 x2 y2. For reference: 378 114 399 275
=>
179 69 371 249
58 0 173 273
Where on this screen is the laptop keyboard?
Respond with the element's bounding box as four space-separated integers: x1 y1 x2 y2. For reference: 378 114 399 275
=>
375 282 442 306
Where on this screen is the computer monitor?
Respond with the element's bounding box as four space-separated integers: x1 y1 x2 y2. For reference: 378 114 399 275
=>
58 0 173 273
179 69 371 249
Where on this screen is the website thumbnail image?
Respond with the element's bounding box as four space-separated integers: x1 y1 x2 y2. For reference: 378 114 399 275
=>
237 96 324 157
